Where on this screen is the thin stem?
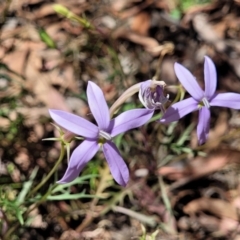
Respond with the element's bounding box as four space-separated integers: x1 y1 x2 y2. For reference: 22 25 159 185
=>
152 42 174 81
4 145 65 239
4 184 57 240
109 83 141 118
28 143 65 197
171 86 181 105
165 85 179 90
153 53 165 80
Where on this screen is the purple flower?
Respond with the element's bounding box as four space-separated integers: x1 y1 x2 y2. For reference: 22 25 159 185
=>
49 81 153 186
139 80 169 111
160 56 240 144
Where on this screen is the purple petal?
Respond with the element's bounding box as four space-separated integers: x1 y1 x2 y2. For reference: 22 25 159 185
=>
160 97 198 123
103 141 129 186
139 80 152 108
138 80 152 108
110 109 154 137
174 62 204 101
204 56 217 99
57 140 99 183
140 80 152 93
49 109 99 139
197 107 210 145
210 93 240 109
87 81 110 131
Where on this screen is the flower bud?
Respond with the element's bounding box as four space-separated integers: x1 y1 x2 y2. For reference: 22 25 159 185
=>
139 80 169 111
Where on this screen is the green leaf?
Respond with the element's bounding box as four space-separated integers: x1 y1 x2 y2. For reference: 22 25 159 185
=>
114 133 123 149
53 4 69 16
159 176 173 215
122 102 137 111
51 174 98 193
17 167 39 205
148 113 162 123
170 9 181 20
16 209 24 225
47 192 97 200
53 4 93 29
38 28 56 48
176 123 195 146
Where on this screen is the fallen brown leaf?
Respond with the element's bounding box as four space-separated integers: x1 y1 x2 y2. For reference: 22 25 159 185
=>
159 148 240 189
14 148 31 171
184 197 240 221
130 11 150 36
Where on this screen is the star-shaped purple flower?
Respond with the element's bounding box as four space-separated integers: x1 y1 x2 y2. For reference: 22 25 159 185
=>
160 56 240 144
49 81 153 186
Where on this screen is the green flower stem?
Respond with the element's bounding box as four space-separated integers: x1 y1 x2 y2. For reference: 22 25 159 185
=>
169 85 185 105
28 143 65 197
4 184 58 240
4 145 65 240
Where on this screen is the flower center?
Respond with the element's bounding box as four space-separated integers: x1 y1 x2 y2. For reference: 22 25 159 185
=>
99 130 112 141
198 97 210 109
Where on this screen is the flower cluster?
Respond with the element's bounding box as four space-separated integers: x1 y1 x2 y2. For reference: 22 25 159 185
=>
49 56 240 186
